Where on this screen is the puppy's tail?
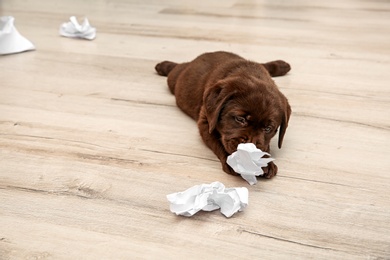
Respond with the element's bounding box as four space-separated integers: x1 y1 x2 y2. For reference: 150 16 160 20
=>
155 61 177 76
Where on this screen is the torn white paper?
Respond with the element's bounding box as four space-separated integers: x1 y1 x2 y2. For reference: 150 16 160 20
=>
227 143 274 185
0 16 35 55
59 16 96 40
167 181 248 218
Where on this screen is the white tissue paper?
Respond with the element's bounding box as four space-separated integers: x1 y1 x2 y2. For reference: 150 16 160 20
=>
0 16 35 55
227 143 274 185
167 181 248 218
59 16 96 40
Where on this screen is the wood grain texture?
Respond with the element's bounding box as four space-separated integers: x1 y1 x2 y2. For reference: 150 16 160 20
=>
1 0 389 259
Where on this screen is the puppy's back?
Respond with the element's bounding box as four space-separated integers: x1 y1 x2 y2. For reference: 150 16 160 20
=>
156 51 272 120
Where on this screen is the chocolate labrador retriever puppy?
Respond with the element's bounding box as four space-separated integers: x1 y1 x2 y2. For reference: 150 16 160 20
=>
155 51 291 178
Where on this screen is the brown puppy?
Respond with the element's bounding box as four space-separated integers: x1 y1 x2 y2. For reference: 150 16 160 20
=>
155 51 291 178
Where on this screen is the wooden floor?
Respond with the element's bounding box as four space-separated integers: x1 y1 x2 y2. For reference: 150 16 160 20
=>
1 0 390 259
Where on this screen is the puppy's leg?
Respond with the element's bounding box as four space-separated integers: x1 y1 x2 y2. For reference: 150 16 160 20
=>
198 112 238 176
155 61 189 94
155 61 177 76
262 60 291 77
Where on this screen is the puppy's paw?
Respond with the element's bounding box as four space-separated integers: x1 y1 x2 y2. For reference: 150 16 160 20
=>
263 60 291 77
222 162 239 176
262 161 278 179
155 61 177 76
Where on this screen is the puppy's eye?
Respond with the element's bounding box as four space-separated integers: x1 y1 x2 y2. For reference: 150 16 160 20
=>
235 116 246 125
264 126 272 133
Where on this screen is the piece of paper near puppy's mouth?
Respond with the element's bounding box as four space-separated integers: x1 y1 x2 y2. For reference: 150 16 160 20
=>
227 143 275 185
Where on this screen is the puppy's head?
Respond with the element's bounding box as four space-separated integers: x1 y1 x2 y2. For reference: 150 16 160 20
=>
204 77 291 154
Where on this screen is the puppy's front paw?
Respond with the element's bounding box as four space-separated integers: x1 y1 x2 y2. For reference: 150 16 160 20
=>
222 162 239 176
262 161 278 179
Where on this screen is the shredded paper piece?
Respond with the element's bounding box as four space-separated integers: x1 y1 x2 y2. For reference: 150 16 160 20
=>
0 16 35 55
167 181 248 218
227 143 274 185
59 16 96 40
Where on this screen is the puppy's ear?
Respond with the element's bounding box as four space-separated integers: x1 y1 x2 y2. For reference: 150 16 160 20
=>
278 99 291 148
204 81 236 133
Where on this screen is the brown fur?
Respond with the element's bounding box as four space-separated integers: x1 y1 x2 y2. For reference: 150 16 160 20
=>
155 51 291 178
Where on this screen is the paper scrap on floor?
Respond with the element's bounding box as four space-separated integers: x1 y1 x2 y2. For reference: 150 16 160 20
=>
227 143 274 185
0 16 35 55
167 181 248 218
60 16 96 40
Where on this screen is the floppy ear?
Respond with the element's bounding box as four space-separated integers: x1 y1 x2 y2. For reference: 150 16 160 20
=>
203 81 236 133
278 99 292 148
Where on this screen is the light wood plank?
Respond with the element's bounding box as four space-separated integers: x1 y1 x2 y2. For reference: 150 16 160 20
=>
1 0 390 259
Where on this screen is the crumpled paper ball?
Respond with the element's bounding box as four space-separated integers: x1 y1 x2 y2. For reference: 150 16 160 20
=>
59 16 96 40
167 181 248 218
227 143 274 185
